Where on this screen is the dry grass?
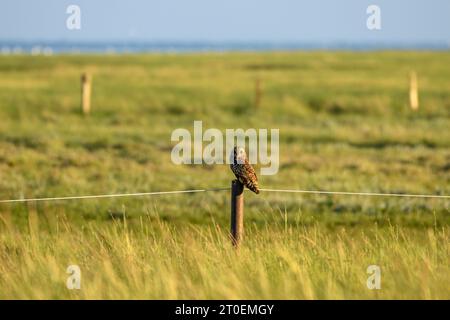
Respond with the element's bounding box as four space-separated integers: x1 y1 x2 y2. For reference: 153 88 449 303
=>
0 211 448 299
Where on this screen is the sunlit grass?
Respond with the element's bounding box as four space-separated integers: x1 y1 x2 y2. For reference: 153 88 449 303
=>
0 212 448 299
0 51 449 299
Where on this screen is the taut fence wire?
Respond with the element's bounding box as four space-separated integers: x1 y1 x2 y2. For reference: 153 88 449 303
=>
0 187 448 204
258 188 450 199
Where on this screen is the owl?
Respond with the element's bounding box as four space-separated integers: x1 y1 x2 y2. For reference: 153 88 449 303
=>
230 146 260 194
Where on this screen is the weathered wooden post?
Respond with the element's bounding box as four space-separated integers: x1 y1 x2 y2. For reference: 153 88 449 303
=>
254 77 262 109
81 72 92 114
230 180 244 248
409 71 419 110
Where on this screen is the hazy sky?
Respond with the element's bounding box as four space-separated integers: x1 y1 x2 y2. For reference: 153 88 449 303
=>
1 0 449 43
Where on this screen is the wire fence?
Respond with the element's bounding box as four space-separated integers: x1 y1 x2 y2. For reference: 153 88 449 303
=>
0 188 230 204
0 187 448 204
259 188 450 199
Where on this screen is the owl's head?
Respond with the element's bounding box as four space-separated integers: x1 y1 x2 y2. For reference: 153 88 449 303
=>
231 146 247 164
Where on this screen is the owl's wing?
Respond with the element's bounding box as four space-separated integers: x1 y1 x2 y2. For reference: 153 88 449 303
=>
243 158 259 193
244 158 258 180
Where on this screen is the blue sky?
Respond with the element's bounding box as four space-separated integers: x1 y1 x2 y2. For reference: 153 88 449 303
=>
1 0 449 44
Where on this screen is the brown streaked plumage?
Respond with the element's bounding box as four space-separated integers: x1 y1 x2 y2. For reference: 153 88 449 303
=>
230 146 260 194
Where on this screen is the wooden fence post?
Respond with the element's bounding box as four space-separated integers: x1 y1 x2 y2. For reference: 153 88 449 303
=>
409 71 419 110
230 180 244 248
81 73 92 114
254 77 262 109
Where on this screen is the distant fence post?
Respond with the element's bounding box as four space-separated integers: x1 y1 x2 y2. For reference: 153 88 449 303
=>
81 72 92 114
254 77 262 109
230 180 244 248
409 71 419 110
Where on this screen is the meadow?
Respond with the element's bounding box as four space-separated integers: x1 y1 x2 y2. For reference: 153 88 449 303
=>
0 51 449 299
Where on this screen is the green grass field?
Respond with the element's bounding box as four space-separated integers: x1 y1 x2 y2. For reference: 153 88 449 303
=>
0 51 449 299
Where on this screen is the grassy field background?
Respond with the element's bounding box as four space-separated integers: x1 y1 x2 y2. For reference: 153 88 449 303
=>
0 51 449 299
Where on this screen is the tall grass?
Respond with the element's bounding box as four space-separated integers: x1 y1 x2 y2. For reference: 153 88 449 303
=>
0 210 448 299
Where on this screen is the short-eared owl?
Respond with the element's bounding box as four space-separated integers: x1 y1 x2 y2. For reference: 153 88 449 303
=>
230 146 260 194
